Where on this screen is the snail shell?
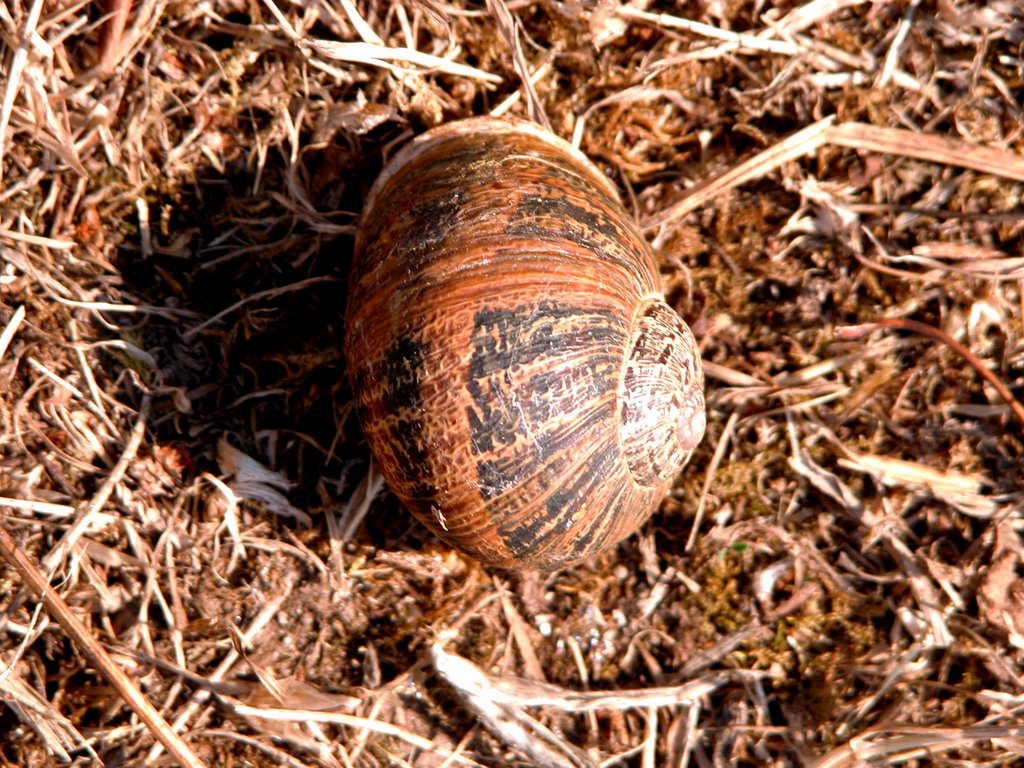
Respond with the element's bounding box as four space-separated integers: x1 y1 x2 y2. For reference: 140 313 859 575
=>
345 116 706 569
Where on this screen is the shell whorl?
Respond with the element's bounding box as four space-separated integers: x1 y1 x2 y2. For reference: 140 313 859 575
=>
345 116 706 569
620 298 706 488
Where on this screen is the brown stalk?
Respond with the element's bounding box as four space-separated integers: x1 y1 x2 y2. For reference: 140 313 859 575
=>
97 0 133 74
839 317 1024 428
0 524 207 768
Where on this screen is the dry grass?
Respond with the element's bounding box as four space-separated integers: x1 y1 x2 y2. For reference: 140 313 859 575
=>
1 0 1023 766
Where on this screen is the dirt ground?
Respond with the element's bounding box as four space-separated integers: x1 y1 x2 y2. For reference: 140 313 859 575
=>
1 1 1023 766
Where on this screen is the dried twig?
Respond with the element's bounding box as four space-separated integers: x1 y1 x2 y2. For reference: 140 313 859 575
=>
645 119 1024 232
431 643 761 768
644 117 836 231
0 524 207 768
261 0 501 83
812 725 1024 768
0 652 93 760
838 317 1024 428
486 0 550 130
41 395 152 575
97 0 133 74
0 0 43 181
827 122 1024 184
0 304 26 362
145 576 297 763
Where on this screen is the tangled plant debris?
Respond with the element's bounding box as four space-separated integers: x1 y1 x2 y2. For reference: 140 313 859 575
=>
1 1 1023 766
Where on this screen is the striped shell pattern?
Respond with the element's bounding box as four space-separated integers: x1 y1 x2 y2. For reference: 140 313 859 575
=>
345 117 706 569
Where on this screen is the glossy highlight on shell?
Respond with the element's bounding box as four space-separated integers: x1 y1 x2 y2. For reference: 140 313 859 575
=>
345 116 706 569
